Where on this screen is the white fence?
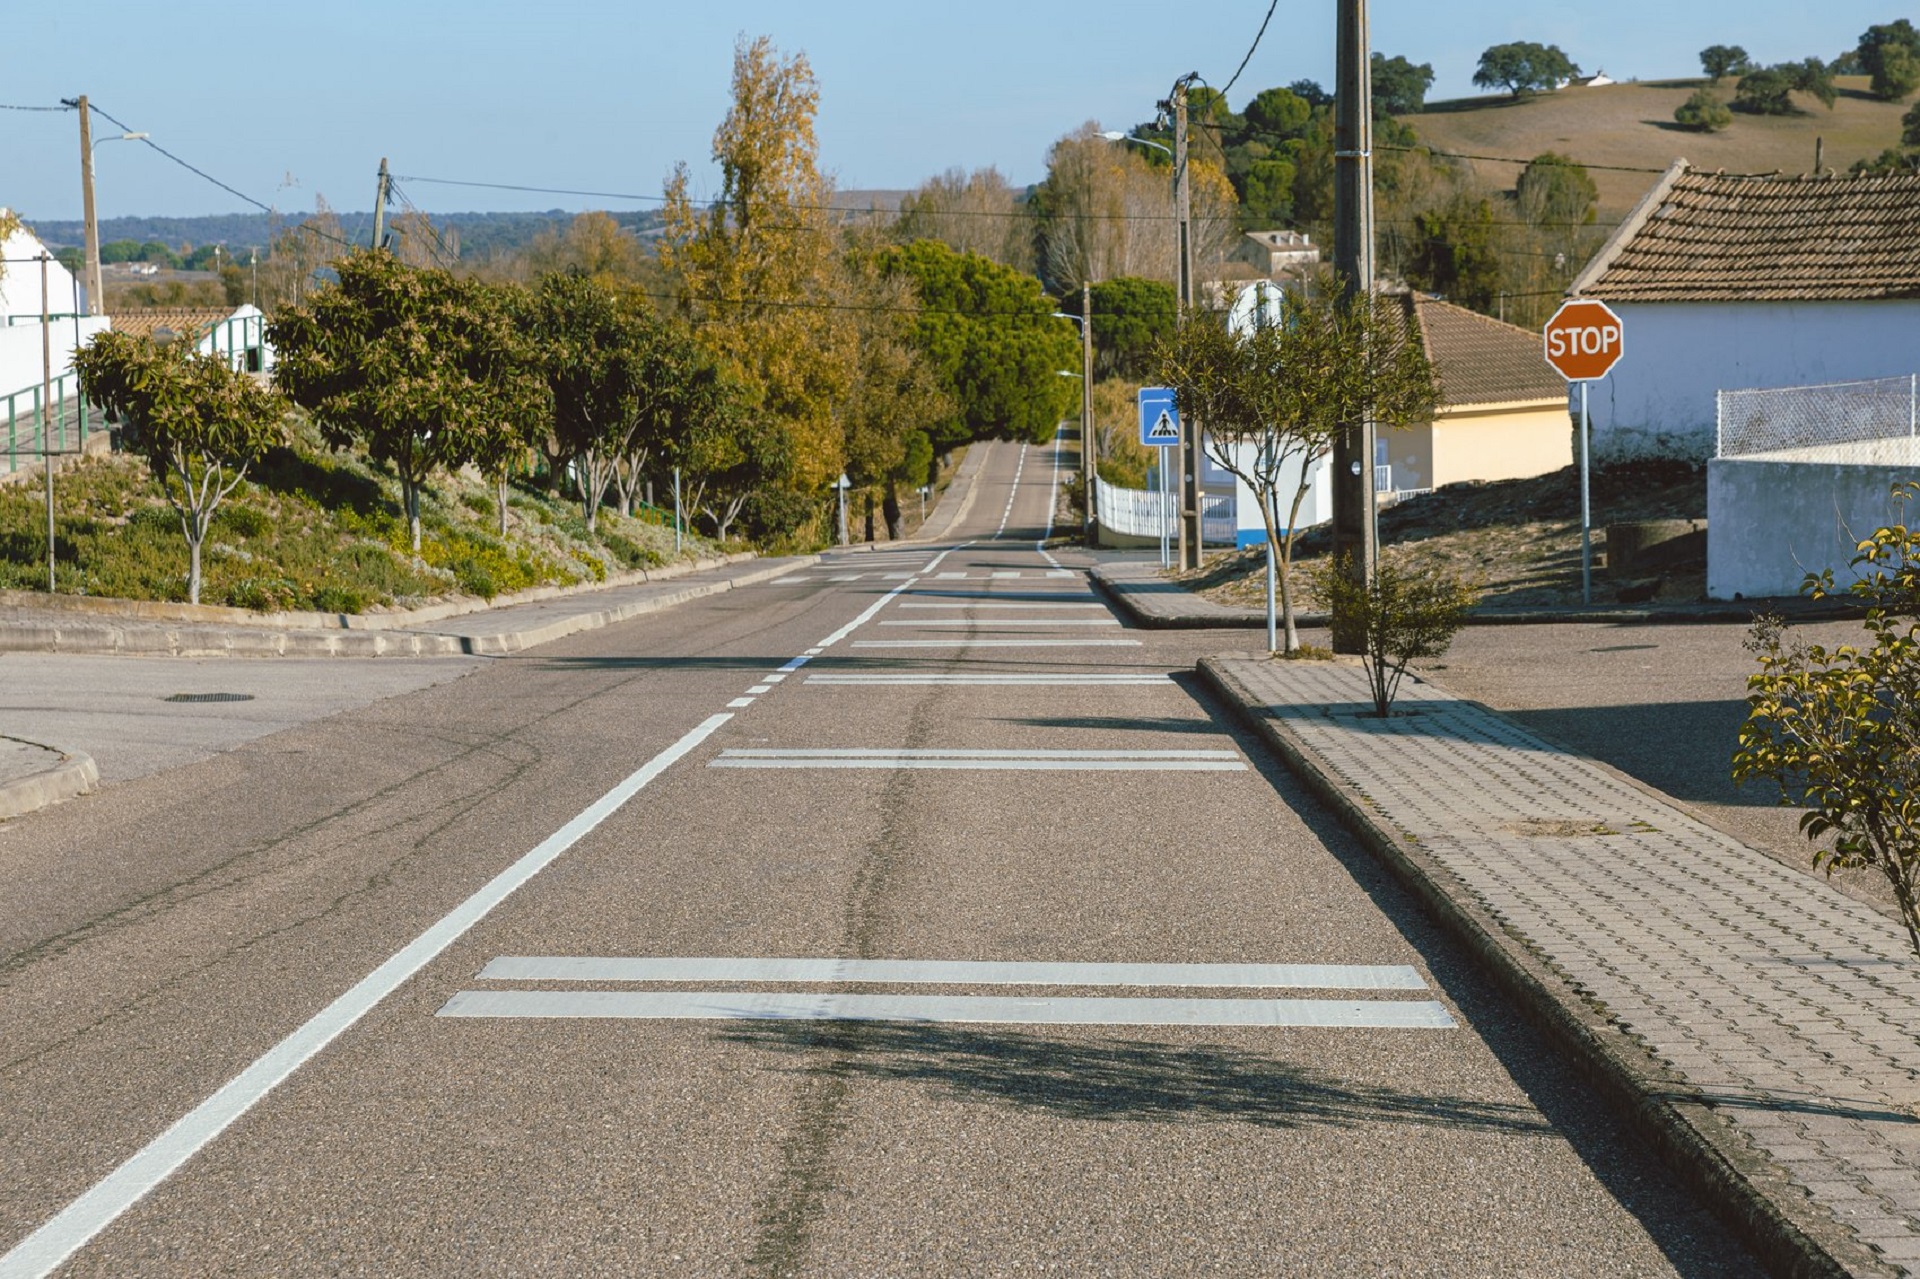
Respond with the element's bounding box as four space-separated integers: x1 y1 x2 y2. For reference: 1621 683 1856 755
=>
1094 476 1235 544
1717 375 1920 465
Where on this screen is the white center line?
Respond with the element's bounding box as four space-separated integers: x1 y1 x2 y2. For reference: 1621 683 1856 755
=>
475 956 1431 990
995 443 1028 537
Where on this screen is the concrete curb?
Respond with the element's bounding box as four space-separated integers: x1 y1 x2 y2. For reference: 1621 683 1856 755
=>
1196 655 1884 1279
0 740 99 821
1093 563 1862 631
0 557 816 659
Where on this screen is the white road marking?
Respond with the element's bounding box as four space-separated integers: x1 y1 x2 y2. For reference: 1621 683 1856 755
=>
720 748 1238 759
1037 422 1064 568
828 574 863 582
1048 570 1075 578
438 990 1456 1028
710 747 1243 772
805 674 1172 686
746 685 772 694
726 697 755 708
851 639 1143 648
476 956 1431 990
0 712 735 1279
877 619 1121 628
898 602 1106 610
761 673 788 683
995 443 1028 537
936 572 968 579
991 571 1022 579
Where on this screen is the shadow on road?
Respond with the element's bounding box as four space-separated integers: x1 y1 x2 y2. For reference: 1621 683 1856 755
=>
720 1020 1548 1134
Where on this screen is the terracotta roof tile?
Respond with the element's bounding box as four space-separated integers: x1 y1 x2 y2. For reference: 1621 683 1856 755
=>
1408 295 1566 408
1576 166 1920 302
107 308 236 342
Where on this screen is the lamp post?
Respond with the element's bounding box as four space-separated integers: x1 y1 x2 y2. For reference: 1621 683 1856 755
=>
1051 297 1097 547
833 473 852 546
82 125 149 316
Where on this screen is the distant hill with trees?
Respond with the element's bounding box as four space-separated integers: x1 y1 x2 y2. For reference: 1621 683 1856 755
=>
26 208 664 258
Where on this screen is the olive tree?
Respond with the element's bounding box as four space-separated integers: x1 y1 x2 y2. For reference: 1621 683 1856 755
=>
1733 483 1920 956
1154 280 1438 653
73 330 286 605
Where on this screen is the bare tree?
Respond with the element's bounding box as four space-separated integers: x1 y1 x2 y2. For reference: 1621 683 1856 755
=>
896 167 1033 270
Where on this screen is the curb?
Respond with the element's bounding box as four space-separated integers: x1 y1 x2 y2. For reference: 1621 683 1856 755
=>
0 741 99 821
1093 564 1862 631
1196 655 1886 1279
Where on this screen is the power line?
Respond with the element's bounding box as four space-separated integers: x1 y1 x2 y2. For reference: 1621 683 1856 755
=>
1 102 71 112
1217 0 1280 101
1376 142 1670 175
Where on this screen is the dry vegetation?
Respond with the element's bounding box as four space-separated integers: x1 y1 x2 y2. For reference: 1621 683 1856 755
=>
1405 76 1910 217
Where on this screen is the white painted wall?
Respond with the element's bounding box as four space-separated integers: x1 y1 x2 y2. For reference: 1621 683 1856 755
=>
0 219 109 400
1212 437 1331 548
1587 299 1920 463
1707 453 1920 599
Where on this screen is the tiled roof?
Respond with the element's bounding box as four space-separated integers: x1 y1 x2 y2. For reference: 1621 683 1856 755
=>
107 308 235 342
1407 294 1566 408
1572 160 1920 302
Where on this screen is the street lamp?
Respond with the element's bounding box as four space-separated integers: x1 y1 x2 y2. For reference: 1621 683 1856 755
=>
1100 130 1171 158
833 473 852 546
82 130 149 315
1052 307 1098 547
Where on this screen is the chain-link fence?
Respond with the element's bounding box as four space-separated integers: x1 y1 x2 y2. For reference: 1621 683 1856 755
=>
1717 375 1920 463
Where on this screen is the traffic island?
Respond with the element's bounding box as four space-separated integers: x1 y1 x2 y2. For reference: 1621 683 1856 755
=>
1201 653 1912 1278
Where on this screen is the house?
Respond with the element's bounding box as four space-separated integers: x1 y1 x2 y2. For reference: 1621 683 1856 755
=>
1376 293 1573 495
0 213 112 401
107 305 274 375
1215 290 1571 548
1567 160 1920 462
1234 230 1320 280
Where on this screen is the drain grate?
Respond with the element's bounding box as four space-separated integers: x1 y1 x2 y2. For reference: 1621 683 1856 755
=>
164 692 255 703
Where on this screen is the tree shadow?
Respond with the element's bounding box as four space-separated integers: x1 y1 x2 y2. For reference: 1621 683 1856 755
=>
995 714 1232 736
1643 119 1708 133
719 1019 1548 1134
250 443 388 517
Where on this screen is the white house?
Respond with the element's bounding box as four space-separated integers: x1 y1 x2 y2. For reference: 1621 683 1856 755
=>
1566 160 1920 463
106 306 274 375
0 214 112 402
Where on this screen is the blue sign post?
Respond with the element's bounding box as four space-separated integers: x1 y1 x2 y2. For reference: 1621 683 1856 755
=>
1138 388 1180 567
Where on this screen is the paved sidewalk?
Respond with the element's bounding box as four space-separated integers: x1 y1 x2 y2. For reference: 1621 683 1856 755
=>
1203 655 1920 1278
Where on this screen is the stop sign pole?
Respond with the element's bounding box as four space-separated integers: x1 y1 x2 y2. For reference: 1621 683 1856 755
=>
1543 298 1625 605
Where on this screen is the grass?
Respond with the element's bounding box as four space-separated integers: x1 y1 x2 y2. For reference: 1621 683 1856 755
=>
1183 460 1706 612
1404 76 1911 218
0 416 725 612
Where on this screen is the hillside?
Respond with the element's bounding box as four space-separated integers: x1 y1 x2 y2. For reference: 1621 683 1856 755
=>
1404 76 1911 216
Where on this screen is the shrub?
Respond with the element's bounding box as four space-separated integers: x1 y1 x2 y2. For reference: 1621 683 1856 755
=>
1314 553 1478 716
1675 89 1733 132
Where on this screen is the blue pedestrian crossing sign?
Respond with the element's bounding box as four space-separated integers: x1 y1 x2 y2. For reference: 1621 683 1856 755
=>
1138 387 1181 447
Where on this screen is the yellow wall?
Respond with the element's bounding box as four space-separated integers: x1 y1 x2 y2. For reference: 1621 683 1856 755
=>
1431 402 1570 488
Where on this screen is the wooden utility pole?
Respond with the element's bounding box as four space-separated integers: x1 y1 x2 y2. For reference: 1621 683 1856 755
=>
1080 279 1097 546
76 96 104 317
371 158 390 251
1171 76 1202 570
1331 0 1377 637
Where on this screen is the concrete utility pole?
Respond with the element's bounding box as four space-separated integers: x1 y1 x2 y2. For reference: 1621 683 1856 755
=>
371 158 390 251
1330 0 1378 635
41 254 56 591
1170 74 1203 570
1080 279 1097 547
76 96 104 317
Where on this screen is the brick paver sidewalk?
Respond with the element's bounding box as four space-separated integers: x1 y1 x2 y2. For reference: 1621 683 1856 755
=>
1213 657 1920 1276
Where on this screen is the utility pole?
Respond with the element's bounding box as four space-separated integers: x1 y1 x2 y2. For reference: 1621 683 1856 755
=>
41 254 56 591
1080 279 1097 547
1169 74 1202 570
75 96 104 317
371 158 390 251
1331 0 1377 639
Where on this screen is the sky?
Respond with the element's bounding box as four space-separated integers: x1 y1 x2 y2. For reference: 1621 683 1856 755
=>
0 1 1901 225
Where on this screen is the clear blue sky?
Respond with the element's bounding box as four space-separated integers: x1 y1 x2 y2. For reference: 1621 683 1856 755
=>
0 1 1897 224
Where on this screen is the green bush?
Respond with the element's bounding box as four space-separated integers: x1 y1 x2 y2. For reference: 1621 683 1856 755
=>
1314 553 1478 716
1674 89 1733 132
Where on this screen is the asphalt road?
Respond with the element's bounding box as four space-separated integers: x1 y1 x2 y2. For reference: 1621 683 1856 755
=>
1 433 1759 1276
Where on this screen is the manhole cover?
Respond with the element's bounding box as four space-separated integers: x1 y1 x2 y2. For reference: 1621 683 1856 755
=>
164 692 255 703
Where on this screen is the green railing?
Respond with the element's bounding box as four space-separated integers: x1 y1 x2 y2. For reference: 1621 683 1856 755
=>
3 371 93 475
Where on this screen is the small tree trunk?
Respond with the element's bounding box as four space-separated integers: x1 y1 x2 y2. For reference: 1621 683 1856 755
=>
496 474 508 538
864 491 876 543
883 483 903 540
405 479 423 553
187 530 203 605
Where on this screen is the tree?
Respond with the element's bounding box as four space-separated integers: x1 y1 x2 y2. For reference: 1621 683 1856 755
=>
1733 484 1920 956
1315 552 1477 715
895 167 1032 270
1675 88 1734 132
72 330 286 605
677 374 786 542
1405 196 1503 312
1243 86 1311 139
1372 53 1436 115
270 250 535 551
1287 80 1332 108
1240 157 1298 226
1859 20 1920 99
1699 45 1753 82
1083 276 1177 380
257 198 346 314
659 35 857 501
1154 281 1438 653
1516 153 1599 226
1472 42 1580 96
531 271 658 533
882 239 1078 460
1905 99 1920 148
1734 61 1836 114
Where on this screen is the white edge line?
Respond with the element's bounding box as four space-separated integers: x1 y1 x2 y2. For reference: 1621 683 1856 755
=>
0 713 734 1279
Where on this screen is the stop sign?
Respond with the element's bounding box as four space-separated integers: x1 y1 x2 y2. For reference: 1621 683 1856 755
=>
1543 298 1624 381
